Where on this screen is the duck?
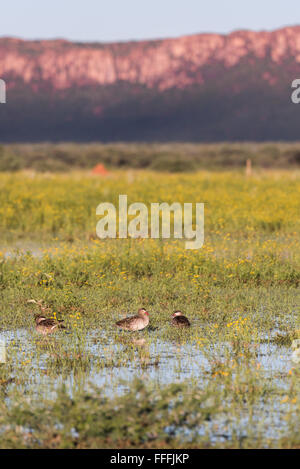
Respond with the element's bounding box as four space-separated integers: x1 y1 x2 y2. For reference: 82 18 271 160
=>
34 314 66 336
171 311 190 327
28 299 66 336
115 308 149 331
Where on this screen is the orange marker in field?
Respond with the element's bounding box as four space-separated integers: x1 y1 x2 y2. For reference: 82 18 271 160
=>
92 164 108 175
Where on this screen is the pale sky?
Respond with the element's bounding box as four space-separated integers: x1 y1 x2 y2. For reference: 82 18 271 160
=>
1 0 300 42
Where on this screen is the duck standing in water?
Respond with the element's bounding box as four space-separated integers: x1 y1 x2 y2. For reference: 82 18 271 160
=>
115 308 150 331
34 315 66 336
171 311 191 327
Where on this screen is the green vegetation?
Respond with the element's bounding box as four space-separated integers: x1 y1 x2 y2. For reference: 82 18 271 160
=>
1 142 300 172
0 168 299 448
0 170 299 243
1 377 299 449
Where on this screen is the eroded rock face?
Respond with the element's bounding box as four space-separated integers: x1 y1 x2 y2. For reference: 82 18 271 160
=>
1 26 300 141
1 26 300 91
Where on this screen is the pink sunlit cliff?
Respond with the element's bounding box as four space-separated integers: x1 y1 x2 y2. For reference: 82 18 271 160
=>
0 26 300 141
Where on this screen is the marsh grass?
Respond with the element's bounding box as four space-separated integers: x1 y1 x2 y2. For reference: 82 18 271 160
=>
0 170 299 243
270 331 299 347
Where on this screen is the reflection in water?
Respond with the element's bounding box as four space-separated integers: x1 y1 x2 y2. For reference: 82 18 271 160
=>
114 334 151 367
291 340 300 364
131 337 147 347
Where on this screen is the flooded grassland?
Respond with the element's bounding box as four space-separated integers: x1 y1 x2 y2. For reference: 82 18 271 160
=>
0 170 299 448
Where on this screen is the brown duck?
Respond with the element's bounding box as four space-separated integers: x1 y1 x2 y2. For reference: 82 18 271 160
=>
115 308 149 331
28 299 66 336
171 311 191 327
34 314 66 336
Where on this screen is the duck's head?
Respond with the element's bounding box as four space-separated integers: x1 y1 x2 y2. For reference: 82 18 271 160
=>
172 310 183 318
138 308 149 317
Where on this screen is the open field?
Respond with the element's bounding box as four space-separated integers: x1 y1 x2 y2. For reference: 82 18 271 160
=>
0 169 299 448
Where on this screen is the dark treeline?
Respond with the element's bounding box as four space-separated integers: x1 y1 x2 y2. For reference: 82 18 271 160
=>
1 142 300 172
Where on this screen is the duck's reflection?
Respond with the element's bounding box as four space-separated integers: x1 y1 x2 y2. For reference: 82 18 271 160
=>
114 335 150 366
131 337 147 347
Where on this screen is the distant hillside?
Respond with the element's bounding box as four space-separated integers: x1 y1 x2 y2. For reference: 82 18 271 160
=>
0 26 300 141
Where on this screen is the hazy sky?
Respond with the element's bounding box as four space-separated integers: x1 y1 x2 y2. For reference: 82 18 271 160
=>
2 0 300 42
